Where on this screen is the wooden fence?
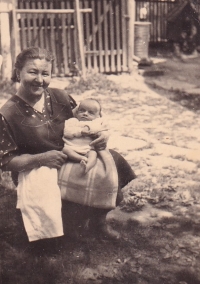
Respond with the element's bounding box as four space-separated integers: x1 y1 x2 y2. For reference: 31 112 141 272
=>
13 0 134 77
0 3 13 80
1 0 200 79
135 0 200 43
135 0 176 42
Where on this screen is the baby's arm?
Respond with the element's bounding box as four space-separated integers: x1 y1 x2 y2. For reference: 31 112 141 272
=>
63 145 86 163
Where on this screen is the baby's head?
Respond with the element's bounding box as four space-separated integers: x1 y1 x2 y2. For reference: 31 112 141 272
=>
76 98 102 121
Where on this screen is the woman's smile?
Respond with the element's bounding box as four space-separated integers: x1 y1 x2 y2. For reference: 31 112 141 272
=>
31 85 44 91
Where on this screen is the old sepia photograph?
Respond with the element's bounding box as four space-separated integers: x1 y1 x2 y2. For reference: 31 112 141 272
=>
0 0 200 283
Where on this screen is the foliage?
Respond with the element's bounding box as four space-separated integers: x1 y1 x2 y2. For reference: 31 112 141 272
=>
0 79 16 96
120 178 200 213
120 192 148 212
64 72 132 96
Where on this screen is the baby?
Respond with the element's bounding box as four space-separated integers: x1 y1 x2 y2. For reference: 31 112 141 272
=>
62 98 108 174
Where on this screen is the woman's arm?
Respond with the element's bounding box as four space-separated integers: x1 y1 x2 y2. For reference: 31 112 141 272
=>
88 117 110 150
3 150 68 172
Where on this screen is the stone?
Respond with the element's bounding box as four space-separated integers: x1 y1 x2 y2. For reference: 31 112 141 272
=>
107 204 173 228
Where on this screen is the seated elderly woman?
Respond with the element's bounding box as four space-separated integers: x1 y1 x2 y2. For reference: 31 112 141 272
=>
0 47 136 252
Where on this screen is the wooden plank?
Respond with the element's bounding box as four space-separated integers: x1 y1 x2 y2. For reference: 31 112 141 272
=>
54 12 62 75
73 0 80 73
155 2 158 42
160 2 163 41
127 0 134 72
19 1 26 50
74 0 86 77
91 0 98 71
135 1 138 21
109 0 115 72
31 1 38 46
37 1 44 48
0 9 11 13
150 2 153 42
15 9 92 14
97 0 104 73
156 1 158 41
66 0 73 70
49 1 57 75
11 0 20 65
103 0 109 72
121 0 128 71
164 2 168 40
25 2 31 46
43 1 49 49
85 49 123 55
88 3 110 44
0 2 12 79
85 0 91 70
153 3 156 42
136 1 139 21
115 0 121 72
61 1 70 75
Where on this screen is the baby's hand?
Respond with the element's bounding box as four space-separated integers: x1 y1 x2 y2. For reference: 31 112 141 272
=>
81 126 90 136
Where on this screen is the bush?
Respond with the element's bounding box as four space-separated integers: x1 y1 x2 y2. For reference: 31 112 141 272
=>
0 79 16 97
64 72 132 96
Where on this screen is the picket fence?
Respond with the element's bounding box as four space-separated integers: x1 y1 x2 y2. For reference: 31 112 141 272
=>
1 0 200 78
13 0 134 76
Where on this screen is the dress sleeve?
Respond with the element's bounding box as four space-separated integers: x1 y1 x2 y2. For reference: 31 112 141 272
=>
0 114 19 168
83 118 110 136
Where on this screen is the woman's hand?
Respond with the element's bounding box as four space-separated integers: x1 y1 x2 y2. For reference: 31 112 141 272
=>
4 151 68 172
40 150 68 169
89 131 109 151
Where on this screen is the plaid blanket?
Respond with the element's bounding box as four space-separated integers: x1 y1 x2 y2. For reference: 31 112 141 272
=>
58 150 118 209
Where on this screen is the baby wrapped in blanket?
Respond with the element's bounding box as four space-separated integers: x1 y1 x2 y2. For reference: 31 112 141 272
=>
17 98 118 241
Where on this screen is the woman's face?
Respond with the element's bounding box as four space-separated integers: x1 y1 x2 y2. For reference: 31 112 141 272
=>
17 58 52 98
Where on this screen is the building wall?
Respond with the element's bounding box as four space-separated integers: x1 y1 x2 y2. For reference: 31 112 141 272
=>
0 0 12 79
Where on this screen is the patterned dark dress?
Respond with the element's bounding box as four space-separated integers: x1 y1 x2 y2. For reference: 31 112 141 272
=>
0 88 136 236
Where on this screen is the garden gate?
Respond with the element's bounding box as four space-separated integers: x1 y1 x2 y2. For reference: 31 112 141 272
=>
12 0 134 77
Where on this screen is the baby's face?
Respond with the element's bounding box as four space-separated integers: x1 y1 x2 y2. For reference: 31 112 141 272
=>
76 100 100 121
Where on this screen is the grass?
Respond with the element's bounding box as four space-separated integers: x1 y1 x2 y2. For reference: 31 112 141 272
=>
0 184 144 284
64 72 133 97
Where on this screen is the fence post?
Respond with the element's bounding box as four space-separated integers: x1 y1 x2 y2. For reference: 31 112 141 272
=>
0 2 12 79
11 0 20 68
127 0 135 73
74 0 86 78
